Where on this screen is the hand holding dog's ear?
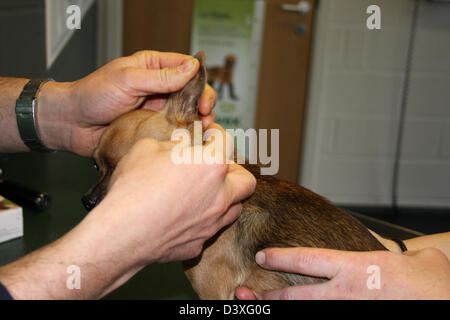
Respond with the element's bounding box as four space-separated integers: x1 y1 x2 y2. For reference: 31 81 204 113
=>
88 128 256 265
37 50 216 157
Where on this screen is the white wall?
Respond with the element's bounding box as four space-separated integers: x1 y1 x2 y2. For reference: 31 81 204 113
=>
300 0 450 207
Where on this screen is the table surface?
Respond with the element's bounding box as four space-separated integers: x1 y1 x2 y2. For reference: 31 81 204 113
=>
0 151 423 299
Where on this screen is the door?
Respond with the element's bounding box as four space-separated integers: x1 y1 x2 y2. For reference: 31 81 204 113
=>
123 0 194 55
255 0 316 182
123 0 316 183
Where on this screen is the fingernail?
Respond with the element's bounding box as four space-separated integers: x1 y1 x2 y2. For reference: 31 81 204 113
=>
255 251 266 265
181 58 197 73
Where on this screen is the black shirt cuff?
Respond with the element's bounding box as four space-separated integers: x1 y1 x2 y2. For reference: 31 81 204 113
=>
0 282 13 300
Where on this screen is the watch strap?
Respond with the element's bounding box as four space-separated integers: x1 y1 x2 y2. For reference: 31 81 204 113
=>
391 238 408 252
15 78 54 152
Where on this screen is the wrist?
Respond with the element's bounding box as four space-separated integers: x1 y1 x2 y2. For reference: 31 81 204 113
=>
89 191 162 267
61 204 145 297
382 239 404 253
74 200 148 289
368 230 403 253
36 81 75 152
0 207 141 299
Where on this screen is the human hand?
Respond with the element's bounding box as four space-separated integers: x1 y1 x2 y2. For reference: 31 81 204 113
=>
37 51 217 156
0 124 254 299
86 123 255 265
236 247 450 300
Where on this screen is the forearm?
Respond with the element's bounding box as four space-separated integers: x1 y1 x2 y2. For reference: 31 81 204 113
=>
0 77 30 152
370 229 450 259
404 232 450 259
0 205 143 299
0 76 74 153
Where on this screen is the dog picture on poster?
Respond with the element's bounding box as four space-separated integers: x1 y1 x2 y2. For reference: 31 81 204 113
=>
190 0 265 132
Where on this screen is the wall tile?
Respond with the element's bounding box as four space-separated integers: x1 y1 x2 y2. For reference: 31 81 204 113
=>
325 73 402 117
407 75 450 117
401 120 442 157
398 162 450 199
441 124 450 158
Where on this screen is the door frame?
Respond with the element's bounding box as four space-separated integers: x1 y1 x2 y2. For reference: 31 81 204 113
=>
96 0 123 67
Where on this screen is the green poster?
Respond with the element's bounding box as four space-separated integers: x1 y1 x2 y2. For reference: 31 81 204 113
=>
191 0 264 130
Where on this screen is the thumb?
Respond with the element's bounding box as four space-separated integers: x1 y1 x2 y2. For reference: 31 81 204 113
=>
124 58 199 94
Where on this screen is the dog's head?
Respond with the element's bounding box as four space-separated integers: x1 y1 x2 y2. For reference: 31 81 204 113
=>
224 55 237 69
82 51 207 211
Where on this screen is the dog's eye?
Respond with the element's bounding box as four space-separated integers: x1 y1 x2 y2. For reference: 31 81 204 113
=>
93 160 99 171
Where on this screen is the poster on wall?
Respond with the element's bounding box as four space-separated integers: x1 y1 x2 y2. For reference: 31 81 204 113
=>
190 0 265 130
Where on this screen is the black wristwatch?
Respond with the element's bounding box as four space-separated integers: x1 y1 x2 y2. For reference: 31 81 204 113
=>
15 78 55 152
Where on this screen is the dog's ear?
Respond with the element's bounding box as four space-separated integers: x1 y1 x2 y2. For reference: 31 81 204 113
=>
165 51 207 125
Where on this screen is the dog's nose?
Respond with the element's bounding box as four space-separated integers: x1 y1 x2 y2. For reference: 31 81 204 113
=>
81 195 98 212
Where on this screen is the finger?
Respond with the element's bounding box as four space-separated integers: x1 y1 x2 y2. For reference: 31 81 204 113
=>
202 111 216 129
165 238 205 262
123 59 199 95
220 202 242 227
132 50 193 69
203 122 234 161
198 84 217 116
224 163 257 204
204 121 226 134
235 287 258 300
141 95 168 111
256 247 348 279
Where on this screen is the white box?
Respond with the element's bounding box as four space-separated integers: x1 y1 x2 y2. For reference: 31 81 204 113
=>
0 196 23 243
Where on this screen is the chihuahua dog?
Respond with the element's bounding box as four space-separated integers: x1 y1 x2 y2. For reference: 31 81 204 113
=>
83 51 385 299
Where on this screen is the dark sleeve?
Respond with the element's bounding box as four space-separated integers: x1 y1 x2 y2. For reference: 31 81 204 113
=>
0 282 13 300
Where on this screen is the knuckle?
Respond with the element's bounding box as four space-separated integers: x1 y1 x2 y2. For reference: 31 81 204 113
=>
210 162 228 178
158 68 174 90
293 250 314 270
183 242 203 260
248 174 257 191
221 204 242 227
131 50 145 59
204 226 218 240
132 50 146 57
214 195 229 216
148 51 161 68
191 242 204 258
110 56 129 67
122 67 135 87
133 50 158 66
199 162 227 183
